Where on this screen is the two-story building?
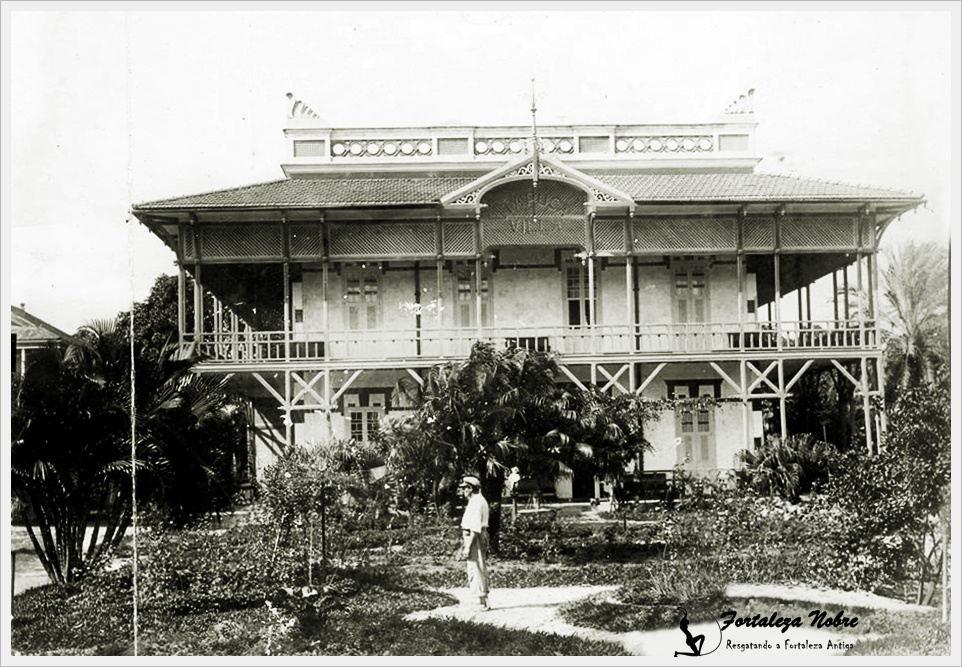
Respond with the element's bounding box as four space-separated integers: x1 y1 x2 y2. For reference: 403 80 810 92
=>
131 92 923 494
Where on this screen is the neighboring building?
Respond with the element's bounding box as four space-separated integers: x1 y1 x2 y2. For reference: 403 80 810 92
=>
11 305 74 376
131 91 923 496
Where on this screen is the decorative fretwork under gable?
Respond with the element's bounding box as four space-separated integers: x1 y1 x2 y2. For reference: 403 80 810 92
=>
440 153 634 213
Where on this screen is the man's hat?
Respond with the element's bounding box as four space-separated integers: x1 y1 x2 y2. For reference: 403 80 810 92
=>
460 475 481 489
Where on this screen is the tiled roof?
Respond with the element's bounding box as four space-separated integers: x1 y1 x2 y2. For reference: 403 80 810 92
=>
134 177 476 209
597 172 919 201
11 307 73 345
133 171 921 210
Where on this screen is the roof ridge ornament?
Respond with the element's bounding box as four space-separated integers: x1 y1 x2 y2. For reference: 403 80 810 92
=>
286 92 320 119
725 88 755 115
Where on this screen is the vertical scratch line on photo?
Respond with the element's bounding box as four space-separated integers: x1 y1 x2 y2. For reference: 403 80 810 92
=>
124 12 139 658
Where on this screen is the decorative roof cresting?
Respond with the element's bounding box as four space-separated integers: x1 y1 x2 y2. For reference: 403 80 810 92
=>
286 92 320 119
725 88 755 115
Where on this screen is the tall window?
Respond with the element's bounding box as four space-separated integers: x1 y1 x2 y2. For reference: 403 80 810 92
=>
563 251 597 327
344 265 379 331
672 383 717 473
453 262 489 328
672 261 708 324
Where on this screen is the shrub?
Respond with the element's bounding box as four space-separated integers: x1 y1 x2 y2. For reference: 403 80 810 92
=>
736 433 840 502
821 382 951 601
137 518 303 614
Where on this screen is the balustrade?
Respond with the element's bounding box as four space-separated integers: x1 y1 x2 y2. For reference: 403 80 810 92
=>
190 319 877 364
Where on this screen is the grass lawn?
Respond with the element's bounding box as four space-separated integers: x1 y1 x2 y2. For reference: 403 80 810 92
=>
9 504 952 657
11 555 949 657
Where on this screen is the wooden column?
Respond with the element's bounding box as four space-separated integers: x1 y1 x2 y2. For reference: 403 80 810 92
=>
475 213 483 341
282 215 291 362
177 260 186 347
586 211 596 329
737 207 746 348
773 258 782 349
193 263 203 342
285 370 293 448
414 261 422 357
741 359 751 450
778 359 788 440
832 270 839 322
436 216 444 331
774 208 787 437
625 214 633 345
191 215 204 340
856 208 865 349
321 214 330 358
861 356 873 454
868 211 887 447
842 264 850 320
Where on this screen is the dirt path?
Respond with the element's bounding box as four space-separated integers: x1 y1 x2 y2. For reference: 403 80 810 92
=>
405 583 934 657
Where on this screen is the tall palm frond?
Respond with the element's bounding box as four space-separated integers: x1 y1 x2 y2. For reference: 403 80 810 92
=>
879 241 949 397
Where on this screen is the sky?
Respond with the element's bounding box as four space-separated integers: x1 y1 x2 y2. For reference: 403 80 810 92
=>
2 2 958 336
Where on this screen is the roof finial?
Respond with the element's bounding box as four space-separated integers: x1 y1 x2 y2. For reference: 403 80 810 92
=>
286 92 319 119
725 88 755 115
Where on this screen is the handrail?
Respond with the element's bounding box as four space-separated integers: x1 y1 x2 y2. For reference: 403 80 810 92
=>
188 319 877 363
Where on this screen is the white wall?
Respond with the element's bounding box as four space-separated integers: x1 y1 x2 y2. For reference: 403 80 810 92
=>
635 264 672 324
492 267 561 329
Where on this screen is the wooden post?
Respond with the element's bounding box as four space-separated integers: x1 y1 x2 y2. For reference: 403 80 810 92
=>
177 260 186 347
774 206 783 351
778 359 788 440
320 482 328 569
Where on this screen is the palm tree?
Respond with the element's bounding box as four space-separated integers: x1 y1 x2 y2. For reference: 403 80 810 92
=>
12 317 247 585
386 342 565 511
548 388 655 508
879 241 949 399
12 322 138 584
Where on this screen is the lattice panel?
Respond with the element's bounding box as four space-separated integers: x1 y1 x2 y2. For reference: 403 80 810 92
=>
743 217 775 250
484 216 585 246
202 225 283 259
633 218 737 252
183 228 196 260
443 223 475 255
289 225 322 259
594 218 625 252
780 216 857 249
329 223 435 257
482 179 587 218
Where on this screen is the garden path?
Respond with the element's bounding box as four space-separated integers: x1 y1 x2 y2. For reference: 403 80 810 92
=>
404 582 934 657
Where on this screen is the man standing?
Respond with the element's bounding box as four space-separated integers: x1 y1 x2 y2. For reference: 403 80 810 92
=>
457 475 490 610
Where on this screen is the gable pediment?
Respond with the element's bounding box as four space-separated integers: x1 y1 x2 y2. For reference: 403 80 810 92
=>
440 153 635 213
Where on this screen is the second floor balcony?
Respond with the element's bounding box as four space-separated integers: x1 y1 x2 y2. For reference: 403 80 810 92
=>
189 318 878 366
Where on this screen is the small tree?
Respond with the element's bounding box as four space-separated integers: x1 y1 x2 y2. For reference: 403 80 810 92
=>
826 378 950 600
